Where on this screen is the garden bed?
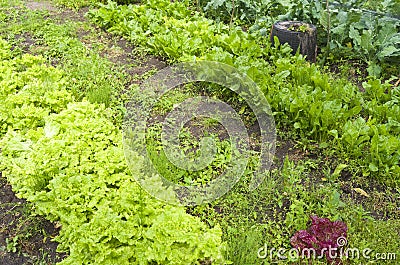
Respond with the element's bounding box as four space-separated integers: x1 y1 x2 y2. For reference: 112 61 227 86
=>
0 0 399 264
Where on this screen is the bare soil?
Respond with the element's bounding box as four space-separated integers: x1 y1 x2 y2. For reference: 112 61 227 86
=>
0 174 65 265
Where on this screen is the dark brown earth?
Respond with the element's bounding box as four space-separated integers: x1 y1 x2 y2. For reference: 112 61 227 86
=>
0 174 66 265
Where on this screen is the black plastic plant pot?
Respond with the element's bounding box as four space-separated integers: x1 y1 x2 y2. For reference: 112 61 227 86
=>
270 21 317 63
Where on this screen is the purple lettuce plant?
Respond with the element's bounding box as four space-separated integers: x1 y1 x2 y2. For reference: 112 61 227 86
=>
290 215 348 264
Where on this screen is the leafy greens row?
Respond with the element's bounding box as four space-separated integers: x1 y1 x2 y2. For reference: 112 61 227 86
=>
0 37 225 265
88 0 400 184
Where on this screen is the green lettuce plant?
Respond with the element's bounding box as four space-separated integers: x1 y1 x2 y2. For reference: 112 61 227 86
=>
0 37 226 264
